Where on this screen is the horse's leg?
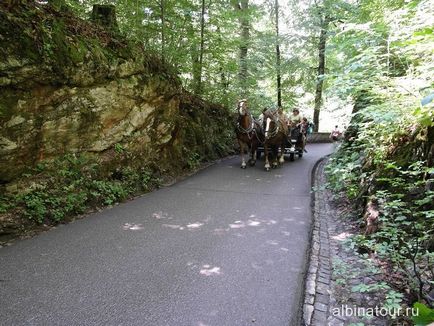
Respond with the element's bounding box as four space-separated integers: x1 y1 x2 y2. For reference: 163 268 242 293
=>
270 144 277 168
279 136 285 165
239 139 246 169
264 142 270 171
249 140 257 166
252 146 257 166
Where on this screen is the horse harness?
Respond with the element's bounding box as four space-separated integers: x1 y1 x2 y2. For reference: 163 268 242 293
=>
237 113 264 143
265 114 282 139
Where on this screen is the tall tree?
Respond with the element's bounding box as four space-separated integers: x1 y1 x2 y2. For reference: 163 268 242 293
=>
158 0 166 61
193 0 206 95
236 0 250 97
313 14 330 132
274 0 282 107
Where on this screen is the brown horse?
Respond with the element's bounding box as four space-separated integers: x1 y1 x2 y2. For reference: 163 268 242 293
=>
236 99 264 169
263 109 288 171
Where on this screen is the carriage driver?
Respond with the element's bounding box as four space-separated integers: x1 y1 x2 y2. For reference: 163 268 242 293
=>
287 108 303 127
257 108 268 125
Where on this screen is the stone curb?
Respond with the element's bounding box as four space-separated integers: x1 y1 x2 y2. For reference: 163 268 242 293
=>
303 158 332 326
302 157 391 326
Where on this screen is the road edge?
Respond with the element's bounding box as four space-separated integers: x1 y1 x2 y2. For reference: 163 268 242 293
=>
299 156 332 326
0 154 237 248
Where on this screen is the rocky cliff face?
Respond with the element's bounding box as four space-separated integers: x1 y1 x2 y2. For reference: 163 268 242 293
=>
0 2 234 237
0 2 233 186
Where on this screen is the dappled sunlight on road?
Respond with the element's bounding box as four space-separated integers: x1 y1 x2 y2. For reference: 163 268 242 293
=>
152 211 173 220
187 222 204 229
122 223 144 231
121 210 298 261
162 224 185 230
187 262 223 277
229 221 245 229
149 210 211 232
120 208 297 280
213 215 281 236
200 265 222 276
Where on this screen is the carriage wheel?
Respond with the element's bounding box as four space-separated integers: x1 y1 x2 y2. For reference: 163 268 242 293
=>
289 153 295 161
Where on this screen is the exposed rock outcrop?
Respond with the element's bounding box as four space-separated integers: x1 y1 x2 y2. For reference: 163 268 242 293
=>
0 2 234 237
0 2 233 185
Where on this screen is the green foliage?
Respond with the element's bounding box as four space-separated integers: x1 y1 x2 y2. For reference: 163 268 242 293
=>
89 180 127 206
328 124 434 300
412 302 434 326
186 152 201 169
0 195 13 214
58 0 303 111
333 253 404 314
324 0 434 308
1 154 160 225
114 143 125 154
351 282 389 293
385 290 405 311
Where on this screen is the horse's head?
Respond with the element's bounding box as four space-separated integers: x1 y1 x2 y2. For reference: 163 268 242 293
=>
263 109 279 140
237 99 249 116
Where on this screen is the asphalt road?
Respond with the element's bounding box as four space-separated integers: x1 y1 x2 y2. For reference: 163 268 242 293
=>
0 143 333 326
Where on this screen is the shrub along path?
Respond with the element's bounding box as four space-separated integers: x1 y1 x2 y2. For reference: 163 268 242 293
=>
304 158 389 326
0 144 332 326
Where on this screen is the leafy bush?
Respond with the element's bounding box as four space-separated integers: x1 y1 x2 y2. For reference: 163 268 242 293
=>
0 153 161 225
326 103 433 307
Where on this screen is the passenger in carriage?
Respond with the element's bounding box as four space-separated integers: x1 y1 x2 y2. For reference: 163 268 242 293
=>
287 108 306 152
301 117 309 135
300 117 312 153
287 108 303 127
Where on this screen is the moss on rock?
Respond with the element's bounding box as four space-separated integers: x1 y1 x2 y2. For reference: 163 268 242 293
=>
0 2 234 240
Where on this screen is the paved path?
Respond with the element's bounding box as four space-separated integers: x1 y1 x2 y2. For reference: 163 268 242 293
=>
0 143 333 326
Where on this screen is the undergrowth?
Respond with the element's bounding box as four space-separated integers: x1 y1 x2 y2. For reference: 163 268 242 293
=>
0 153 160 225
325 98 434 319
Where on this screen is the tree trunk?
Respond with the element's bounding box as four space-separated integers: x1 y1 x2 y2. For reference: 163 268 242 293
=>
220 68 229 107
217 26 229 106
159 0 165 62
237 0 249 97
275 0 282 108
313 15 330 132
193 0 206 95
192 50 200 92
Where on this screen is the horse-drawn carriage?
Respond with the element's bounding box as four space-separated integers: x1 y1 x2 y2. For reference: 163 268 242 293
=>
256 126 305 162
236 99 307 170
